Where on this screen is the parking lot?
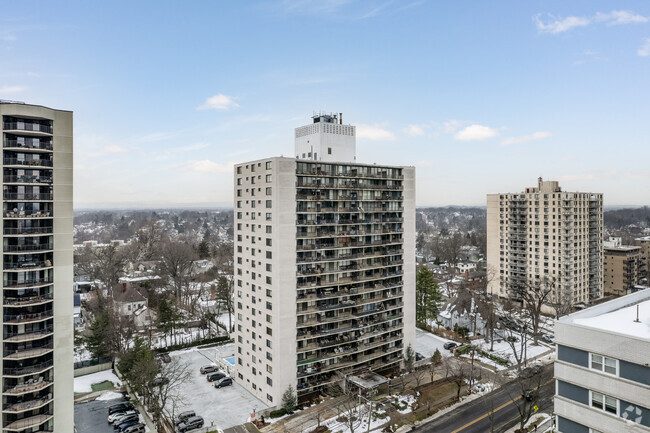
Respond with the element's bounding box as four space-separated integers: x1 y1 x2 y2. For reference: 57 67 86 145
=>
169 344 268 430
75 397 139 433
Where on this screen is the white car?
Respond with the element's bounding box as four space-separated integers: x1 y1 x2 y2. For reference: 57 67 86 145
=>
108 410 136 424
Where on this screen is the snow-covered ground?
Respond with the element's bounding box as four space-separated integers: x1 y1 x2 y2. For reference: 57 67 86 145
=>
74 370 122 393
415 328 453 358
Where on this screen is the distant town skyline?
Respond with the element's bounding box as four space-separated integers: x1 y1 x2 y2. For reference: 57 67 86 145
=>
2 1 650 208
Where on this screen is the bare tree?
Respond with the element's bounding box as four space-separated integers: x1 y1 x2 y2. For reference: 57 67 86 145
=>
548 284 574 319
446 356 470 400
498 365 552 432
411 365 429 389
508 277 556 345
74 244 127 296
149 358 191 428
159 240 198 305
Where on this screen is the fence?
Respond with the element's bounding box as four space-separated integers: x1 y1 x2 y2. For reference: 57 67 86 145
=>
73 357 112 377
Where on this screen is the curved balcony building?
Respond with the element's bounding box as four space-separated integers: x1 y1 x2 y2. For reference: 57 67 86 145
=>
0 102 73 433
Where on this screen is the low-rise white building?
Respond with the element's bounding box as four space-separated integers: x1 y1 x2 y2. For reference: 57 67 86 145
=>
554 289 650 433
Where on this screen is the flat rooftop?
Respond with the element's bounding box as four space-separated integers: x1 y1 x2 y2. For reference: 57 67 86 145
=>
560 289 650 340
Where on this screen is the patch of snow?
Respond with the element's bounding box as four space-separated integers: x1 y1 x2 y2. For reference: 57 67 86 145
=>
573 299 650 339
74 370 122 393
96 391 124 401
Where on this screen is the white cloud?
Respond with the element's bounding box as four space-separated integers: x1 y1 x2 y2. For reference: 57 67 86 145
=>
101 145 128 154
535 10 647 34
356 123 396 141
595 10 648 25
0 85 27 94
500 131 552 146
638 38 650 57
442 120 463 133
403 124 425 137
454 124 499 141
534 13 590 34
185 160 234 174
197 94 239 111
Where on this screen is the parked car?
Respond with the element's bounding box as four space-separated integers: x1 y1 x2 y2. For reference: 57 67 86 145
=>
174 410 196 426
123 423 146 433
207 371 226 382
112 413 139 428
214 377 233 388
523 388 538 401
415 352 425 361
108 410 137 424
519 365 543 379
541 334 554 344
443 342 458 350
178 415 204 432
108 402 133 415
200 364 219 374
115 419 138 432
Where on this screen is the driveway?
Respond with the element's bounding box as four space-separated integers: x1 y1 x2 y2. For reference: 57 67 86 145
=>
415 328 455 358
169 345 268 430
75 397 133 433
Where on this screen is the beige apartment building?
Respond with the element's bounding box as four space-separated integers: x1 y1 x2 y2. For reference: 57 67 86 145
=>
0 102 73 432
233 114 415 405
487 178 603 306
635 236 650 284
603 237 643 297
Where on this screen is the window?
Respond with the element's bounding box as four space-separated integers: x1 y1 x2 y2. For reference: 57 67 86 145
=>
266 225 272 234
266 263 272 272
266 363 272 371
266 276 272 284
237 167 242 174
237 178 242 185
266 174 272 182
591 353 617 375
266 289 272 297
267 394 273 402
266 339 272 348
266 251 272 259
267 377 272 386
237 200 242 208
266 327 272 336
266 187 272 195
266 161 272 170
266 314 272 323
266 200 272 208
266 238 272 246
328 147 332 154
591 391 618 415
266 301 272 310
266 213 272 221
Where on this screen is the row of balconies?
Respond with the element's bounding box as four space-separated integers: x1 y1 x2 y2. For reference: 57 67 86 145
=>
3 294 52 308
297 216 403 226
297 236 402 252
3 274 52 289
297 342 404 378
3 242 53 254
297 312 403 341
3 137 52 152
297 268 402 290
296 204 404 214
296 191 403 201
296 226 403 239
3 157 53 168
3 358 53 378
297 279 403 302
297 333 403 366
297 325 402 353
296 259 403 277
3 175 52 185
5 325 53 343
295 167 403 180
4 309 53 325
298 294 403 316
297 247 403 265
296 301 403 327
3 119 52 134
4 258 53 272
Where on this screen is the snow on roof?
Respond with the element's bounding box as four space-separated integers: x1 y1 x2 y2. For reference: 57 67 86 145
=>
563 289 650 340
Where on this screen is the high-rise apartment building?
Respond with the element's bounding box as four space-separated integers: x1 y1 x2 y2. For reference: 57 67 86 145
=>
487 178 603 305
0 102 73 432
554 289 650 433
603 237 643 297
233 114 415 404
635 236 650 284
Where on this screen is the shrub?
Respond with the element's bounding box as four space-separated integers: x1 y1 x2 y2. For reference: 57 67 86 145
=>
269 408 287 418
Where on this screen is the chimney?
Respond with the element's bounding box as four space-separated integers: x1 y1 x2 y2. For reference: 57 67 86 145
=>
339 113 343 124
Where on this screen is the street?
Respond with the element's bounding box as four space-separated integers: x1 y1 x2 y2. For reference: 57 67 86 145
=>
414 364 554 433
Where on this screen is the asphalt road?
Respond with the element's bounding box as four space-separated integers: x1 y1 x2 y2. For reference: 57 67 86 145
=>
75 397 131 433
414 364 554 433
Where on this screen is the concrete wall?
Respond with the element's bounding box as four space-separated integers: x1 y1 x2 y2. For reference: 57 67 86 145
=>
402 166 416 359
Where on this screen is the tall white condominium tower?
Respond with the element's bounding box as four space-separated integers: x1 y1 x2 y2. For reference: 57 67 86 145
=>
0 102 73 433
234 113 415 405
487 178 603 306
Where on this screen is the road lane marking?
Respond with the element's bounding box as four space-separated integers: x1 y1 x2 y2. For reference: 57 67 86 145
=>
449 378 554 433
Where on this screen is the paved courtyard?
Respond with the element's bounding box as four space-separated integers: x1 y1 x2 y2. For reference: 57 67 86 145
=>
415 327 454 357
169 344 268 430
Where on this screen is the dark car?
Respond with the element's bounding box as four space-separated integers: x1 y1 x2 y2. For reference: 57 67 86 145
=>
108 403 134 415
113 413 139 429
174 410 196 426
443 342 458 350
115 418 138 432
123 424 146 433
200 364 219 374
415 352 425 361
214 377 233 388
178 415 204 432
207 371 226 382
519 365 543 379
523 388 538 401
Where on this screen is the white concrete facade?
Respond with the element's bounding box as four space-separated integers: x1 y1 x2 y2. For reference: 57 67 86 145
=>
554 290 650 433
487 178 603 306
294 114 356 163
0 102 73 433
234 132 415 405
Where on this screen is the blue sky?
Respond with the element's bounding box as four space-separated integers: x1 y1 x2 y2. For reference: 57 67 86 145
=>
1 0 649 208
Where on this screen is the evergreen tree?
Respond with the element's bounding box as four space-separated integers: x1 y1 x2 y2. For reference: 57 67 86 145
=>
416 265 442 326
281 385 297 413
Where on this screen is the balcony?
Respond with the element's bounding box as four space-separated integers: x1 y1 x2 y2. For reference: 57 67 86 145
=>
3 193 53 201
3 294 53 307
4 277 53 289
4 327 54 343
4 310 53 324
4 243 53 254
3 158 53 168
4 343 54 361
3 175 52 185
3 211 52 219
3 226 53 236
3 120 52 134
3 379 52 396
3 414 53 431
3 359 53 377
4 396 51 414
3 138 53 152
4 260 53 272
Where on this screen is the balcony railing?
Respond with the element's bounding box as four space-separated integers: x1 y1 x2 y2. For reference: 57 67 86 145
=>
4 259 53 271
3 359 53 376
3 211 52 219
3 122 52 134
3 378 52 395
5 327 54 343
3 226 53 236
4 277 53 289
3 139 53 151
3 176 52 184
4 310 53 324
3 158 53 168
3 193 53 201
4 244 53 253
4 343 54 360
3 413 53 431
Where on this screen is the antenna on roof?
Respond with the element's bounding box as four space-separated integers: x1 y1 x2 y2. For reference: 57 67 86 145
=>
634 304 641 323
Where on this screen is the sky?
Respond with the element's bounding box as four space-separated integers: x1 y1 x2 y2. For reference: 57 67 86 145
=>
1 0 649 208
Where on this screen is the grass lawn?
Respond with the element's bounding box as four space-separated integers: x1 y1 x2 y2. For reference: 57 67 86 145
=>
388 379 460 428
91 380 115 392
